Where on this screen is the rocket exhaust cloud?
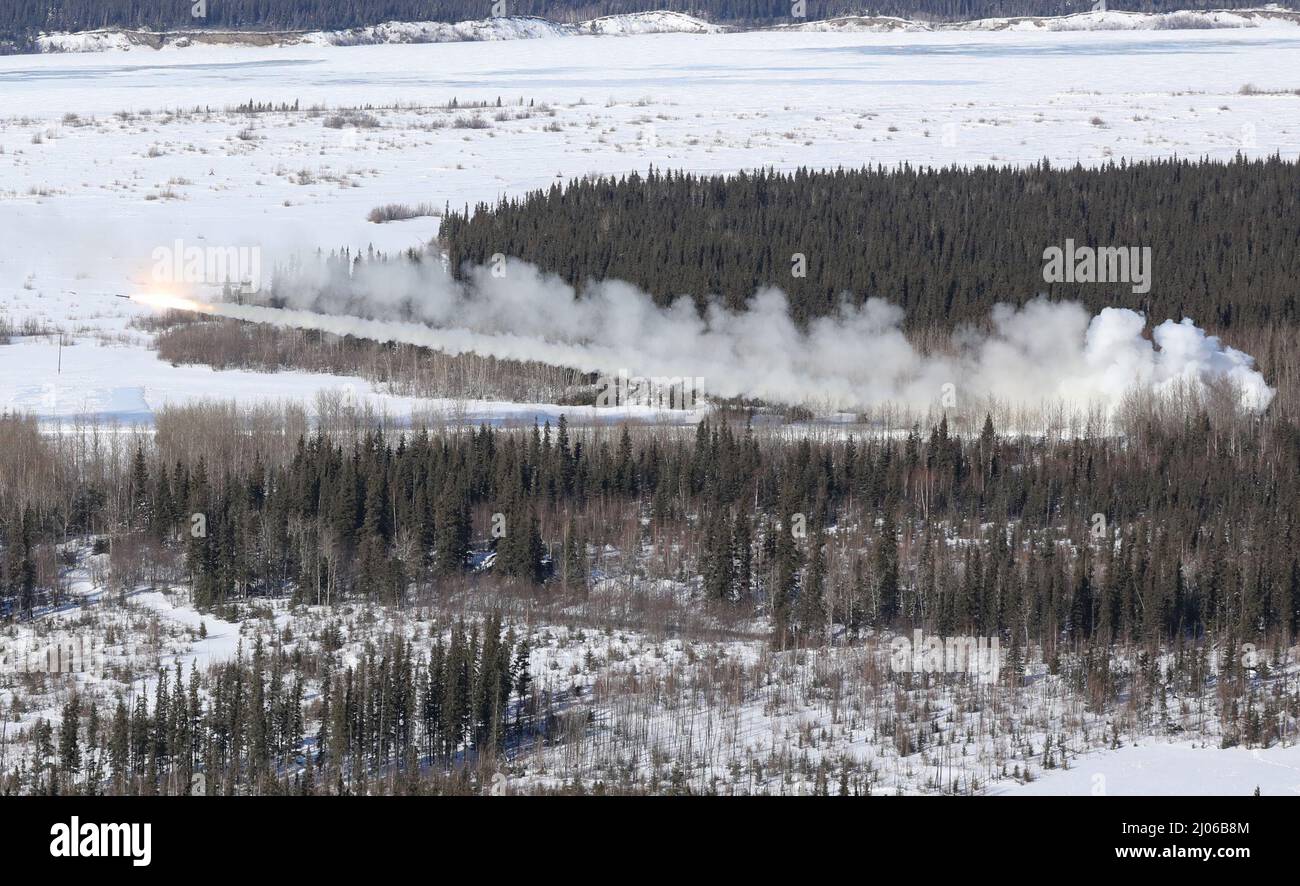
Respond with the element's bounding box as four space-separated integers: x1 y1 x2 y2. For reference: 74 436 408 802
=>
133 257 1275 416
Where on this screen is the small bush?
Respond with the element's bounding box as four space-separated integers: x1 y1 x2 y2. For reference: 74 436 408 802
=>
367 202 441 224
324 111 381 129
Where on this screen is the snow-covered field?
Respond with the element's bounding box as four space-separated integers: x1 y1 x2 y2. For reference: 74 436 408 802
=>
2 27 1297 425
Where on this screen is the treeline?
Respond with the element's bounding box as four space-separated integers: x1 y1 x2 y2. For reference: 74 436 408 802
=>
2 0 1292 43
10 620 542 796
440 158 1300 333
4 405 1299 793
153 314 588 404
3 406 1298 652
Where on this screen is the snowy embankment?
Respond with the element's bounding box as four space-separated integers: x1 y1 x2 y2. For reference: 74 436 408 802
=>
787 8 1300 33
957 7 1300 31
35 12 719 53
33 8 1300 53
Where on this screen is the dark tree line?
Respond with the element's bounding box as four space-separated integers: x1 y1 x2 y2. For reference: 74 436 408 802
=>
3 0 1293 49
4 408 1298 650
4 405 1299 793
153 315 588 405
440 158 1300 332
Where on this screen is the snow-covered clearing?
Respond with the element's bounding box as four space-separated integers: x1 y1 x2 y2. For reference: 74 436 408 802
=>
993 742 1300 795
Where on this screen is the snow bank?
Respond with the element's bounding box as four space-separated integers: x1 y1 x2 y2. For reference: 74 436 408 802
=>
314 12 718 46
36 12 719 54
36 31 141 53
954 8 1296 31
303 16 574 47
783 15 932 33
784 8 1300 33
576 11 721 36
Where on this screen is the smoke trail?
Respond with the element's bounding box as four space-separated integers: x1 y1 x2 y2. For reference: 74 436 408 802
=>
132 257 1275 415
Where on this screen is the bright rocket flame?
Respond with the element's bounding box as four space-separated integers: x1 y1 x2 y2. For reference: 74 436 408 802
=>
130 290 216 314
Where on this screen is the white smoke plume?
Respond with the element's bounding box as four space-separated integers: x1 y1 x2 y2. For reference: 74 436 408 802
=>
135 257 1275 416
